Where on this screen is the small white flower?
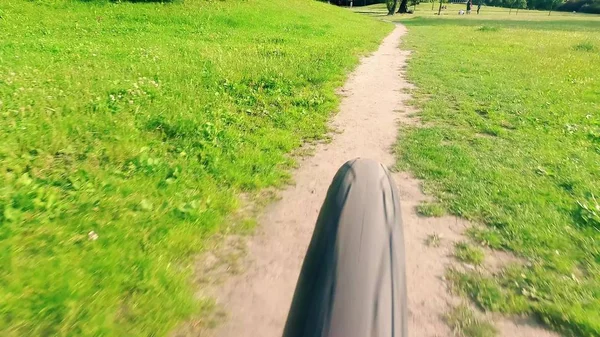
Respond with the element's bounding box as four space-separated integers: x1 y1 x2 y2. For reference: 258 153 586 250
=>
88 231 99 241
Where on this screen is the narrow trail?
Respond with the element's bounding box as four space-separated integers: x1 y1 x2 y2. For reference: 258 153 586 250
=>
213 25 409 337
212 25 559 337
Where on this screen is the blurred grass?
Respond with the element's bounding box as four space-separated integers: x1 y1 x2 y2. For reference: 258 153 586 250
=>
0 0 392 335
446 304 497 337
417 201 446 217
382 4 600 336
455 242 485 266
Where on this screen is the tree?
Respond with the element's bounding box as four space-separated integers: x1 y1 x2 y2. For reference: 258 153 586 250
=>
548 0 564 14
386 0 398 14
438 0 444 15
515 0 527 13
397 0 410 13
508 0 515 13
409 0 420 11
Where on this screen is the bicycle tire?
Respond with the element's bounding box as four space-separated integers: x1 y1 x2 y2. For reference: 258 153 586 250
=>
283 158 408 337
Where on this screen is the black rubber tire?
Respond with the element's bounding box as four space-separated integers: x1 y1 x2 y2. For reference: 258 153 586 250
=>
283 158 408 337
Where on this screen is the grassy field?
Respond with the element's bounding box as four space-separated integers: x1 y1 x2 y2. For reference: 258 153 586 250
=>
0 1 391 335
366 4 600 336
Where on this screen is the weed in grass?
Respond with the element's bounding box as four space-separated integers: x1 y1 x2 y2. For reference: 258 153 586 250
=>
417 202 446 217
446 268 530 314
455 242 485 266
446 304 498 337
575 194 600 230
573 41 597 52
477 26 500 32
425 233 442 247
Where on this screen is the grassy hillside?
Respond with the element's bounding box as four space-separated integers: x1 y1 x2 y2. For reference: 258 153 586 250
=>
0 1 391 335
376 4 600 336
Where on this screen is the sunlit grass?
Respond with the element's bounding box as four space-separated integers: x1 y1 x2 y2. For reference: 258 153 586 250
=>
381 5 600 336
0 1 391 335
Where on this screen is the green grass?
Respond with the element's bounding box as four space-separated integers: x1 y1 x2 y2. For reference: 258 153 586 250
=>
455 242 485 266
362 4 600 336
573 41 598 52
0 1 391 335
476 25 501 31
446 304 498 337
417 201 446 217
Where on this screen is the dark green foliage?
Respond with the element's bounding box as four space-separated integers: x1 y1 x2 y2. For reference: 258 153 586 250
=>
525 0 565 10
558 0 591 11
386 0 398 13
580 1 600 12
477 25 500 31
573 41 597 52
482 0 597 11
557 0 600 12
575 195 600 230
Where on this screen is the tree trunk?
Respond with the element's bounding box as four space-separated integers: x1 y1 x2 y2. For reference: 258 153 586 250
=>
387 0 398 14
438 0 443 15
432 0 435 10
509 6 512 14
397 0 409 13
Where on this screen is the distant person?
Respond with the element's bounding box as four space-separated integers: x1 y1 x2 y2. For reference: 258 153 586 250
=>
466 0 472 14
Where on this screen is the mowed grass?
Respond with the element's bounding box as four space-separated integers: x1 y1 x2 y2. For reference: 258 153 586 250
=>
374 5 600 337
0 1 391 335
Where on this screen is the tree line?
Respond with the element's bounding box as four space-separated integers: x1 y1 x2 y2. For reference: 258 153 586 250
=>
340 0 600 13
486 0 600 13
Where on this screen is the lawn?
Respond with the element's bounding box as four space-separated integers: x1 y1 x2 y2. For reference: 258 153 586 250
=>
368 4 600 336
0 1 391 335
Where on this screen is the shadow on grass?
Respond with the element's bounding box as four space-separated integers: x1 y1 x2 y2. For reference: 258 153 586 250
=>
400 16 600 32
352 10 389 17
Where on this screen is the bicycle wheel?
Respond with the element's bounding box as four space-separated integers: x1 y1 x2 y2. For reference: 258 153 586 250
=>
283 158 407 337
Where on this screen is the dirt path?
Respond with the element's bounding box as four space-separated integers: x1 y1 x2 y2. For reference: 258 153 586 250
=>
211 25 559 337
